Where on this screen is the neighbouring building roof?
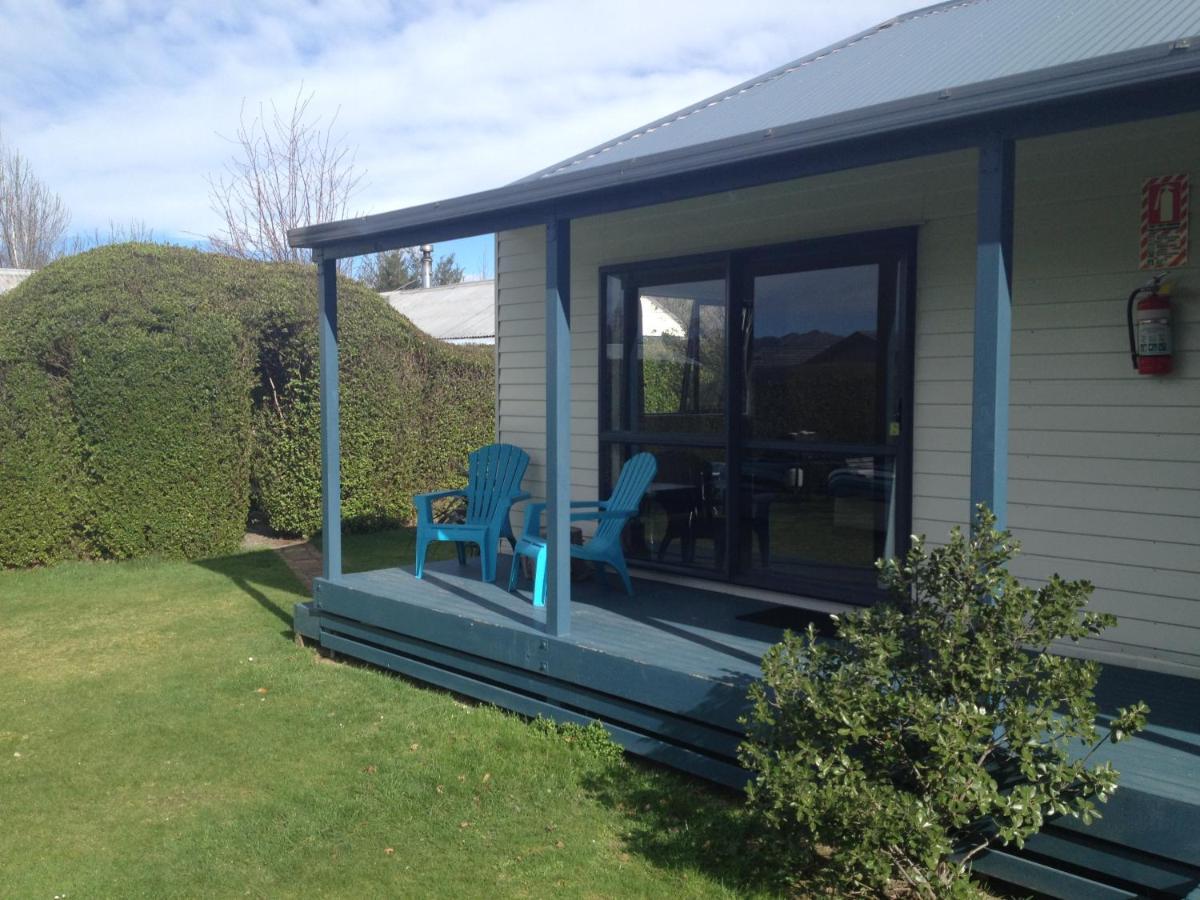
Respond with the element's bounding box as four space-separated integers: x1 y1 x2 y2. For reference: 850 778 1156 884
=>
289 0 1200 254
0 268 34 293
525 0 1200 181
382 279 495 345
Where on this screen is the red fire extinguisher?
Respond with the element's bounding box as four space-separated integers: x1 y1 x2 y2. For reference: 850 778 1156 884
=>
1126 274 1174 375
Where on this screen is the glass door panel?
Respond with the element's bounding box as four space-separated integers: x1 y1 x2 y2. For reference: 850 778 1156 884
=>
600 233 912 603
636 279 726 436
745 264 885 443
736 253 904 599
737 451 896 594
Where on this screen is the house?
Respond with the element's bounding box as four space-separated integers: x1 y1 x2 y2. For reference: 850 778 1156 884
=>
0 268 34 293
289 1 1200 894
382 279 495 344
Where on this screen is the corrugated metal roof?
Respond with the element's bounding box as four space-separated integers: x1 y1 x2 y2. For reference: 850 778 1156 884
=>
528 0 1200 180
383 279 495 344
289 0 1200 255
0 267 34 293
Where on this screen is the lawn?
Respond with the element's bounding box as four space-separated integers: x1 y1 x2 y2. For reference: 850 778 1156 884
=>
0 529 774 899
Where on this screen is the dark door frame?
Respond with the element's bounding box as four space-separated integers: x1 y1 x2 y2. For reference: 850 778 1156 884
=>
599 226 918 604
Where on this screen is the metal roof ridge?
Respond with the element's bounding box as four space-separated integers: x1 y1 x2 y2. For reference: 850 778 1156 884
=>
518 0 987 183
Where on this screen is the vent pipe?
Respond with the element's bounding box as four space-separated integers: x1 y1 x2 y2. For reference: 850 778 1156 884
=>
420 244 433 288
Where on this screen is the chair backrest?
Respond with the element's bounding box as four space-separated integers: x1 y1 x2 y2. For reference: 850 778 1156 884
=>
594 452 657 544
465 443 530 525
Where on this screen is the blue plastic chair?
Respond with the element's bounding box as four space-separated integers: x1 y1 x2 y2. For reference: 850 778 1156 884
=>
414 443 530 583
507 452 657 606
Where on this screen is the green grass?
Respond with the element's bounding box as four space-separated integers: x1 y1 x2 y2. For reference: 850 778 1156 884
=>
0 530 775 899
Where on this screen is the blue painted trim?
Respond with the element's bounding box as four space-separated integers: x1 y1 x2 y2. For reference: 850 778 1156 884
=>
970 137 1014 530
545 219 571 635
317 256 342 580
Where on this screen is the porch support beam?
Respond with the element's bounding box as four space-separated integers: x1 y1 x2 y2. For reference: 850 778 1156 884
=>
544 217 572 636
317 253 342 580
970 136 1015 530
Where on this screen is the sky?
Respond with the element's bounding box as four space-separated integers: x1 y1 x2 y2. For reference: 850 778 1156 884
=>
0 0 918 274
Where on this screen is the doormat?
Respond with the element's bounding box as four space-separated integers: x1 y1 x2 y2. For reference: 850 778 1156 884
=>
737 605 838 637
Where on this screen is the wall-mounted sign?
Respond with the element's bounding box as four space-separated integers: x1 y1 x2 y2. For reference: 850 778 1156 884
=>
1140 173 1189 269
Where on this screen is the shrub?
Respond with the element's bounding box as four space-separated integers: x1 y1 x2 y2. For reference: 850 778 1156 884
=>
69 314 251 559
0 243 494 565
0 362 83 566
739 507 1149 898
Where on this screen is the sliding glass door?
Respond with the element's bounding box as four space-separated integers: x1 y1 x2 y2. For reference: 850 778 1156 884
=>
601 230 914 603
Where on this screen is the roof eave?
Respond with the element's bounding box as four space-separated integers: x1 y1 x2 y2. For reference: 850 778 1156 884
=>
289 41 1200 257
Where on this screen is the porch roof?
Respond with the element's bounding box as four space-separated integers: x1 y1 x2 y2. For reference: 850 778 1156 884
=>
288 1 1200 258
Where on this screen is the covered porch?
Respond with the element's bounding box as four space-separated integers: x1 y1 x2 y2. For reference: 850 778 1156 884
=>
287 51 1200 896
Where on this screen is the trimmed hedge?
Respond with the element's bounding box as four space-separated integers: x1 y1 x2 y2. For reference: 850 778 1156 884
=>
0 243 494 565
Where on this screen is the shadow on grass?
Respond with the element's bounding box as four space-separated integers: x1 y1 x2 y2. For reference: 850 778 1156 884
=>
579 758 788 897
194 548 304 636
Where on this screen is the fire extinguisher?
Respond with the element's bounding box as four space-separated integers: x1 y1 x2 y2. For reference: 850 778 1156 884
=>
1126 273 1174 375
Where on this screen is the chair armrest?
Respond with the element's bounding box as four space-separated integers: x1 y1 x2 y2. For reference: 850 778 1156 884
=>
569 500 608 509
414 488 467 502
413 488 466 523
569 507 636 523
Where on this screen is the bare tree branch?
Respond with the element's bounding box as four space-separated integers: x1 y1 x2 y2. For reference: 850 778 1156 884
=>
0 131 70 269
207 89 361 269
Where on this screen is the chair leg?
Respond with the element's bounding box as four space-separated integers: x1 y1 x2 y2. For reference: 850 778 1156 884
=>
480 538 497 583
507 548 522 592
532 546 547 608
415 533 432 579
455 541 467 565
611 554 634 598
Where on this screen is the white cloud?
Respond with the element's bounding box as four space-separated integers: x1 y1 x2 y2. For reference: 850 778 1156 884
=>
0 0 917 245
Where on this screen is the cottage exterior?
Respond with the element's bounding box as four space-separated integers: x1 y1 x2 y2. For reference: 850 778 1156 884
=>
290 2 1200 894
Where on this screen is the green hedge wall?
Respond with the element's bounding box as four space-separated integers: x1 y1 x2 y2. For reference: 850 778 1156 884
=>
0 243 494 566
0 363 83 566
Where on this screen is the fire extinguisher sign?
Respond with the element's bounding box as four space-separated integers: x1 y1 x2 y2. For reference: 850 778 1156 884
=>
1140 173 1189 269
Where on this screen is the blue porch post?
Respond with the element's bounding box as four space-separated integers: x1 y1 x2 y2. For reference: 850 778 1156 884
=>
545 218 571 636
970 136 1015 530
317 252 342 580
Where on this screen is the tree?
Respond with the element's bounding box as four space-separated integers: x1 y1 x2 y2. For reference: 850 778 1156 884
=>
0 132 70 269
360 247 465 292
207 89 361 264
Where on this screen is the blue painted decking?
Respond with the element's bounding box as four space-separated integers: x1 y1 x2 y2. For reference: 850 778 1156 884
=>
295 556 1200 898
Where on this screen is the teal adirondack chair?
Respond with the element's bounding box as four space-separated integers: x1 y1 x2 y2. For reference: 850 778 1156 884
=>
414 443 530 583
507 452 657 606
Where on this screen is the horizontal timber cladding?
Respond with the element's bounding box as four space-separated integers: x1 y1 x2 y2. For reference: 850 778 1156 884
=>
495 111 1200 676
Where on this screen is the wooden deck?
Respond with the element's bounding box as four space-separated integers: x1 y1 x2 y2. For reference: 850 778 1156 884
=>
296 556 790 785
294 555 1200 898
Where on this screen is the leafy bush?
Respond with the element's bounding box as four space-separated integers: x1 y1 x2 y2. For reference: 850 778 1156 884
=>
739 507 1148 897
0 243 493 565
0 363 83 566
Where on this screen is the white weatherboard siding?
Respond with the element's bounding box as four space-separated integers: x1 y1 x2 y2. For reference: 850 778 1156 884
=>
496 111 1200 676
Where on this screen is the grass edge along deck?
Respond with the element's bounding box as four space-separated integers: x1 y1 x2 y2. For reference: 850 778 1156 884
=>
294 564 1200 899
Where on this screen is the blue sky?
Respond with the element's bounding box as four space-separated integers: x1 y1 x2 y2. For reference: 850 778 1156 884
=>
0 0 916 275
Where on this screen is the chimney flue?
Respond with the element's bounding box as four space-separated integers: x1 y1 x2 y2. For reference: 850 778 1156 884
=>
420 244 433 289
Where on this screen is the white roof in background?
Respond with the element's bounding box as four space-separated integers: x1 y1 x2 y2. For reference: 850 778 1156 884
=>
0 268 34 293
382 278 495 344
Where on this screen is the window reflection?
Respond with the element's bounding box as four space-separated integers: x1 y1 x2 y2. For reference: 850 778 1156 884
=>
637 280 725 435
747 265 884 443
